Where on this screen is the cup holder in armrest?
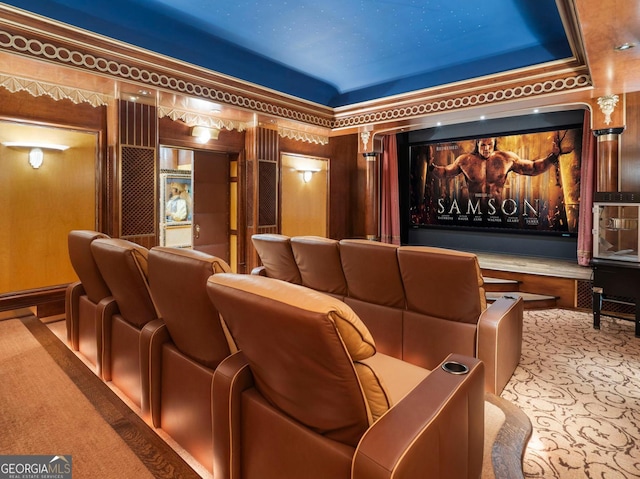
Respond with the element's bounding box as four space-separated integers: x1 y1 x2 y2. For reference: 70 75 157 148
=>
441 361 469 375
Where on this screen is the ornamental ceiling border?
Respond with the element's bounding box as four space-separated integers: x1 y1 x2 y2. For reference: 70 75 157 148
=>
0 24 334 129
0 11 592 132
333 73 593 129
0 72 110 107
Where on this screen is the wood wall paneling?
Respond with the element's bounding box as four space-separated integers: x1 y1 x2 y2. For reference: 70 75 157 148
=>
621 92 640 191
0 122 98 294
280 154 328 237
120 100 156 148
329 134 359 239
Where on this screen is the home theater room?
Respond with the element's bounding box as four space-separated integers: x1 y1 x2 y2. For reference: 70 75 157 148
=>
0 1 639 478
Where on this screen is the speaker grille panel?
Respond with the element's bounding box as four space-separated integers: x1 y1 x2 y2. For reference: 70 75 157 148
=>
121 146 155 236
258 160 277 227
246 160 254 228
577 278 635 315
576 279 592 309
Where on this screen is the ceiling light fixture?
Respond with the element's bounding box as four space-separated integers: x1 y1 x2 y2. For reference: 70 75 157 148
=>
614 42 635 51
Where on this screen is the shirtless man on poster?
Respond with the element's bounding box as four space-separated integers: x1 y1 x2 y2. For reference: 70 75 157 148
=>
428 136 571 202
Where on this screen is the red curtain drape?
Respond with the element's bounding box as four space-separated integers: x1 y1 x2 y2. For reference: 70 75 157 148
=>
577 109 596 266
381 134 401 245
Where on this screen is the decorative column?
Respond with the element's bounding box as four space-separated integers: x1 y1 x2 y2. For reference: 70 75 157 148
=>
594 94 624 192
364 152 379 240
360 130 382 241
594 127 624 192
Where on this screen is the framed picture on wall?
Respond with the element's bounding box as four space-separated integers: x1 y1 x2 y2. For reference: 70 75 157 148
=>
159 173 193 248
160 173 192 223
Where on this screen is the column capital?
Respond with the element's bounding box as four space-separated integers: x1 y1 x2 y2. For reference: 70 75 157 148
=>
593 127 625 137
590 95 625 130
358 129 383 155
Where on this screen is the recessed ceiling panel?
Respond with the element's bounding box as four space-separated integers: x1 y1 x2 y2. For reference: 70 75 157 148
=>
3 0 573 106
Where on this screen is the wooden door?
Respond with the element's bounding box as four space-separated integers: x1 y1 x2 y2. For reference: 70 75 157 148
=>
192 151 230 261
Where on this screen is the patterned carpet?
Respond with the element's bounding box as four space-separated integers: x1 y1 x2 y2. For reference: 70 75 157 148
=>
502 309 640 479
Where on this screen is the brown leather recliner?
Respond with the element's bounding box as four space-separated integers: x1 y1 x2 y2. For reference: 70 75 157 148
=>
144 246 232 474
290 235 348 298
65 230 111 373
207 273 485 479
90 238 159 413
338 239 407 359
398 245 523 393
250 233 301 283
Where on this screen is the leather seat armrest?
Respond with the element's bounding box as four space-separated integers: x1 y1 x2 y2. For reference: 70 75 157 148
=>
96 296 119 381
65 281 84 350
140 318 169 425
353 353 485 479
476 295 524 394
213 352 254 479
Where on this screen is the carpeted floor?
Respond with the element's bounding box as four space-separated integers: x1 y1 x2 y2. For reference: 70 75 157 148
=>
502 309 640 479
0 312 200 479
7 307 636 478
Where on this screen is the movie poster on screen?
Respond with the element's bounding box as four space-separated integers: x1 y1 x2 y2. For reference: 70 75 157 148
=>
409 128 583 235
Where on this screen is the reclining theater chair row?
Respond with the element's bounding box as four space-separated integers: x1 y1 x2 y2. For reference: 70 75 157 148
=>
66 230 232 472
251 233 525 395
66 230 495 478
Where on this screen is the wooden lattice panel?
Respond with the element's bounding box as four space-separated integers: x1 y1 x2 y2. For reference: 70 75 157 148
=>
577 277 635 315
121 146 155 237
576 279 592 309
258 160 277 227
246 160 254 228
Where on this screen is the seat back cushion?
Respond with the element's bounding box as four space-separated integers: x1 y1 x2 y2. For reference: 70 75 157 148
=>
338 239 405 308
149 247 232 369
91 238 158 328
68 230 111 303
291 236 348 295
251 234 302 284
398 246 486 324
206 273 387 447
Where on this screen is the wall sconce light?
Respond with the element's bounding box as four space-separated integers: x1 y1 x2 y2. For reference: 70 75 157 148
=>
29 148 44 169
2 141 70 169
191 126 220 143
297 168 321 183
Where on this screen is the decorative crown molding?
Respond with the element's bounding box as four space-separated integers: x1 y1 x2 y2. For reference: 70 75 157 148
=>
333 74 592 129
278 126 328 145
0 12 593 133
0 26 333 129
0 72 110 107
157 106 247 132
